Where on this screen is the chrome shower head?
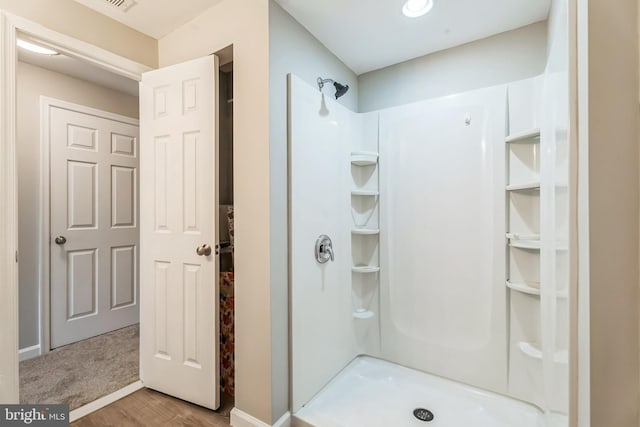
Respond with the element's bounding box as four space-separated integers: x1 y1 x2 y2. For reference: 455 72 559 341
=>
317 77 350 99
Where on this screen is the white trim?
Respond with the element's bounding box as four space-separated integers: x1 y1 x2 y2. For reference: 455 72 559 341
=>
39 97 50 356
4 12 150 81
575 0 590 425
0 10 20 404
69 380 143 422
0 9 147 402
40 97 140 126
18 344 40 361
38 97 140 355
231 409 291 427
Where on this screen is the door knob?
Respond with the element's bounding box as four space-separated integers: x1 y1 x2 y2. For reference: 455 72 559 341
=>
196 244 212 256
54 236 67 245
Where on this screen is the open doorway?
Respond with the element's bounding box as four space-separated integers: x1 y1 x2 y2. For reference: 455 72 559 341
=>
16 33 141 410
218 59 235 411
14 33 237 419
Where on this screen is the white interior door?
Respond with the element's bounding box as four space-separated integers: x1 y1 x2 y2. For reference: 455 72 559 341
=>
139 55 219 409
50 101 140 349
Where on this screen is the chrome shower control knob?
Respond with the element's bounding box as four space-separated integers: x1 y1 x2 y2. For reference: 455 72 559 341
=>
315 235 334 264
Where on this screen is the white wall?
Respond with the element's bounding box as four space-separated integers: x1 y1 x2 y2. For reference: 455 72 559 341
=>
268 1 359 417
16 61 139 350
289 75 358 411
358 22 548 112
378 85 508 398
158 0 274 423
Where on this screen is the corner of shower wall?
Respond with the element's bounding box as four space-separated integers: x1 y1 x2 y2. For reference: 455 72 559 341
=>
350 111 382 357
289 74 381 412
506 74 569 416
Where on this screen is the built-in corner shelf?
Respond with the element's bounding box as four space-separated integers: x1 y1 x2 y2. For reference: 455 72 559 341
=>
506 280 541 296
505 128 541 144
352 309 375 320
507 280 569 299
508 235 569 252
351 189 379 197
352 228 380 235
509 240 541 250
351 151 379 166
506 232 540 241
352 265 380 273
506 182 541 191
517 341 568 364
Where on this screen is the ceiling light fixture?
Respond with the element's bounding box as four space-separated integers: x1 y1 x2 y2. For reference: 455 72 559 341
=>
402 0 434 18
17 39 59 55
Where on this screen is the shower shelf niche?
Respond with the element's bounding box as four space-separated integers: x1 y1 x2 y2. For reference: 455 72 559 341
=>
351 190 379 197
517 342 568 364
506 280 541 296
352 309 375 320
505 128 541 143
509 240 541 250
509 239 569 252
506 182 541 192
350 145 379 327
506 281 569 299
352 228 380 235
351 151 378 166
352 266 380 273
506 233 540 241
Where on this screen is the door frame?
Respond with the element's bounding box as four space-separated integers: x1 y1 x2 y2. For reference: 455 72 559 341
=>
40 96 140 354
0 10 150 402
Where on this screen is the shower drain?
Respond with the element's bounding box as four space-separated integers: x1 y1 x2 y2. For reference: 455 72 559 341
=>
413 408 434 422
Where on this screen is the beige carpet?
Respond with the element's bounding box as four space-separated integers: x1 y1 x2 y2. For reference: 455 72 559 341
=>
20 324 139 410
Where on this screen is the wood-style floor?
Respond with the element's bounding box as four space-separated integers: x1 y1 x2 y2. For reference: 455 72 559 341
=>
71 388 233 427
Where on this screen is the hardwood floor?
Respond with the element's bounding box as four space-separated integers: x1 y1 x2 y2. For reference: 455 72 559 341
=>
71 388 233 427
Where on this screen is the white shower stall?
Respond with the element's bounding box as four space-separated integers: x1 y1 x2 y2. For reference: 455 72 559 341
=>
288 3 569 427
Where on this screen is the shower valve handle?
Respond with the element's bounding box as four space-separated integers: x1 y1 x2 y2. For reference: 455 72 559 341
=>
315 235 334 264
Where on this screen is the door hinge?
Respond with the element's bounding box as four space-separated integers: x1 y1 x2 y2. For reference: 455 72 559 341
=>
15 250 18 263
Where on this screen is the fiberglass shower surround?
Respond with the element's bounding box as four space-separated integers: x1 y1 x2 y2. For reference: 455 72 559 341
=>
289 71 568 426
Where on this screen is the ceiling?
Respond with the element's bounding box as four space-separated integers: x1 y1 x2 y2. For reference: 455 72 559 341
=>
18 46 139 96
68 0 550 75
274 0 551 75
72 0 223 39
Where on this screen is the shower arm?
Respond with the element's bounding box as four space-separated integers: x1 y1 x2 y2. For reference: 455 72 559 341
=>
317 77 334 91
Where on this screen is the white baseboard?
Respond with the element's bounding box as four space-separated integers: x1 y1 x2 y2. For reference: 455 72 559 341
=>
69 380 143 422
18 345 41 361
231 408 291 427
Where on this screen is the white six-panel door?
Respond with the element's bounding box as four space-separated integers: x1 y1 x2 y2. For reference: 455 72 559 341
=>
50 102 140 349
139 55 219 409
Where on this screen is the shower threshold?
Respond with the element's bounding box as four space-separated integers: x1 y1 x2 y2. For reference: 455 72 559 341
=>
293 356 566 427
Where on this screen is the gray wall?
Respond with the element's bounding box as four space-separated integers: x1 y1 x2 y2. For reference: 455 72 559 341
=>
268 0 358 418
358 21 548 112
17 61 139 350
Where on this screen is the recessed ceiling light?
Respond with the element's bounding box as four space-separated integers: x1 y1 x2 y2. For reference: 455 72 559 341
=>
403 0 434 18
17 39 59 55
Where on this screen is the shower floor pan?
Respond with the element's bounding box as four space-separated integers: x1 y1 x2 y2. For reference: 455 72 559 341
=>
294 356 564 427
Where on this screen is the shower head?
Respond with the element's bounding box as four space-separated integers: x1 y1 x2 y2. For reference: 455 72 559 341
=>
317 77 350 99
333 82 349 99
